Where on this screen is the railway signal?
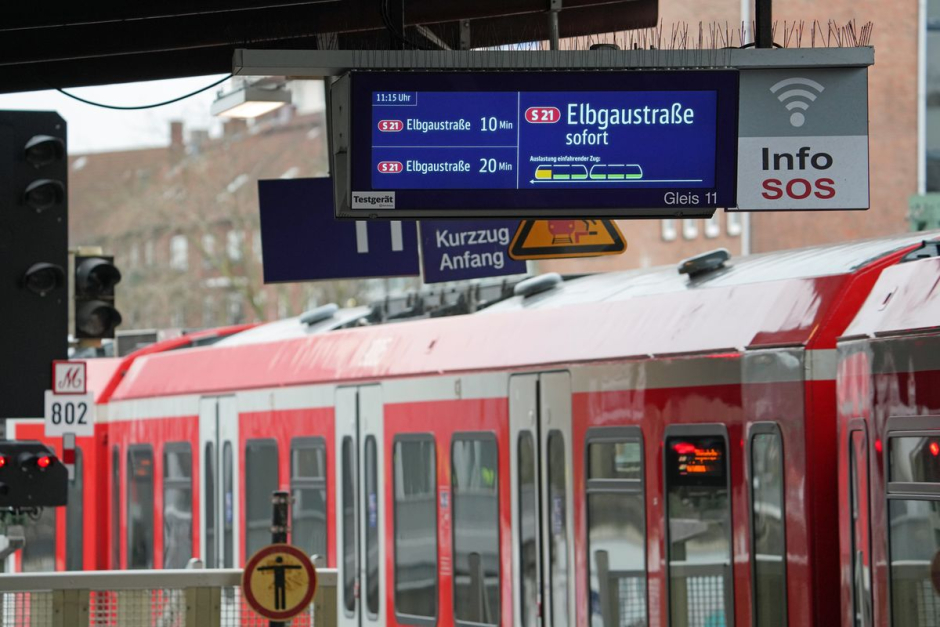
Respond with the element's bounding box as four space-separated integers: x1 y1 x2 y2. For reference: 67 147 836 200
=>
0 440 67 509
0 111 69 419
73 253 122 339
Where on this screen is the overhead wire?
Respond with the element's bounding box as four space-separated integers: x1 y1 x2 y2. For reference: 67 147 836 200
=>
54 73 234 110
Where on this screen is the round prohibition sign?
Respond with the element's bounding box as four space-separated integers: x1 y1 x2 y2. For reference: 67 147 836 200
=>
242 543 318 621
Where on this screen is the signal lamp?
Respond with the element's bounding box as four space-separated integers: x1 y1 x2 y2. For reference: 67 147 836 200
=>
76 300 122 337
930 442 940 457
0 455 8 469
36 455 53 470
76 257 121 292
23 262 65 297
24 179 65 213
24 135 64 168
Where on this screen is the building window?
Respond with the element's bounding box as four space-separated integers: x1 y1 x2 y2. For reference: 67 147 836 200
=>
661 219 677 242
682 218 698 240
452 434 500 625
201 234 216 270
130 242 140 269
342 437 356 614
587 430 646 626
726 211 742 236
245 439 278 558
170 234 188 271
203 296 216 329
66 447 84 571
291 438 328 562
127 445 155 569
144 240 155 267
227 292 244 325
750 426 786 627
394 435 437 621
163 442 193 569
665 430 733 626
365 436 380 616
705 213 721 238
253 230 263 262
227 230 244 262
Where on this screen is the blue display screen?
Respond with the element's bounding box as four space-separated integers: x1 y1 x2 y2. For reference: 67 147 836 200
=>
349 71 738 217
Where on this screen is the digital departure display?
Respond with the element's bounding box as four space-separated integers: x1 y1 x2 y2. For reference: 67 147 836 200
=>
335 71 739 218
666 436 727 486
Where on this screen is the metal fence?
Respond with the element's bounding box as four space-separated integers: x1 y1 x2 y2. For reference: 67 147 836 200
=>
0 567 337 627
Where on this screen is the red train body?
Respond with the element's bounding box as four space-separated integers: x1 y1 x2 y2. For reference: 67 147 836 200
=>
9 233 940 627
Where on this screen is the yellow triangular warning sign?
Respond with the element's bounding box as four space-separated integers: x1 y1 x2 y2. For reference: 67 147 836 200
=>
508 219 627 260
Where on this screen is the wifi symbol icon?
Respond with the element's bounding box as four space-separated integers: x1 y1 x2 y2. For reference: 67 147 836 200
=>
770 77 826 128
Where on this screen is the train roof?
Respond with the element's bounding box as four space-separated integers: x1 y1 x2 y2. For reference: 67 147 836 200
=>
841 241 940 341
111 232 935 401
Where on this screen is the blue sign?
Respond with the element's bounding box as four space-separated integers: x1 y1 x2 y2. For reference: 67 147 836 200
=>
258 178 420 282
420 219 526 284
342 71 739 218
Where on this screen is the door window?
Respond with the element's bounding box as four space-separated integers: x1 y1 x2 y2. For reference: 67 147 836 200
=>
205 442 216 568
222 441 234 568
393 435 437 622
518 432 539 627
665 432 733 627
245 439 278 558
127 446 154 569
163 442 193 568
66 447 84 571
290 437 327 561
547 431 569 625
586 431 646 626
750 427 787 627
886 428 940 626
365 435 380 617
342 436 356 614
850 430 872 627
452 434 500 625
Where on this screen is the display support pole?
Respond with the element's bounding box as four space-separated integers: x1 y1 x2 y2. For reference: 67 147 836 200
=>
755 0 772 48
269 490 290 627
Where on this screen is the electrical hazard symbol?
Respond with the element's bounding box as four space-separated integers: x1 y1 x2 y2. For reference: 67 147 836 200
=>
242 544 318 621
508 219 627 260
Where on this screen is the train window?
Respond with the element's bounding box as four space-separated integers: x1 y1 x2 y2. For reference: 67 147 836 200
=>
222 441 234 568
245 439 278 558
518 432 538 627
885 418 940 627
127 445 155 569
112 446 120 569
547 431 569 625
365 435 380 618
850 429 872 627
451 434 500 625
22 445 56 572
664 429 733 627
586 429 646 627
290 437 327 562
66 447 84 571
205 442 216 568
163 442 193 569
341 436 356 615
749 426 786 627
393 435 437 622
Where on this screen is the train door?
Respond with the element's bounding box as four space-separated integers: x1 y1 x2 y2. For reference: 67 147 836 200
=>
198 396 239 569
510 371 575 627
336 386 385 627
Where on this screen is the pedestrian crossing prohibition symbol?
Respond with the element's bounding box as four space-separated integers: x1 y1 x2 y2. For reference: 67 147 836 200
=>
242 543 318 621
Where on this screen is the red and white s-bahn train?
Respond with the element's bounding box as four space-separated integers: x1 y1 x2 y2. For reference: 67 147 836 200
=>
10 232 940 627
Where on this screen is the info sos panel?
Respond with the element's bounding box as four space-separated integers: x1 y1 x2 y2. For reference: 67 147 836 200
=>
330 71 739 219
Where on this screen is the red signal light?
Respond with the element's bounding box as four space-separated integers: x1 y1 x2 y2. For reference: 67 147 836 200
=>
930 442 940 457
0 456 7 469
36 455 53 470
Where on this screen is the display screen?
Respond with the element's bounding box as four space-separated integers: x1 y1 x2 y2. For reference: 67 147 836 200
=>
666 436 727 486
344 71 738 218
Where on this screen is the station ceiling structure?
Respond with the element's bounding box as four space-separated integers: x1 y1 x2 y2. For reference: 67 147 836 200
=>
0 0 657 94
